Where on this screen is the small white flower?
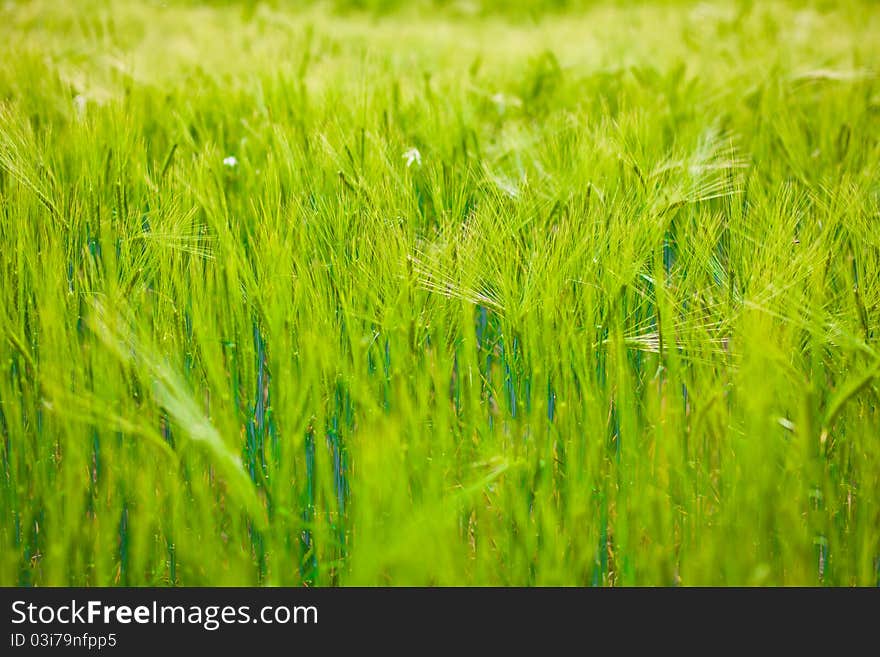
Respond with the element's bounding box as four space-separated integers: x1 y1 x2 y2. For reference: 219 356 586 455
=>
491 92 521 115
491 93 506 113
73 94 87 117
402 148 421 168
223 156 238 168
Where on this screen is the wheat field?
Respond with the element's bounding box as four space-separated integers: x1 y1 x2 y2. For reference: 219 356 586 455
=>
1 0 879 586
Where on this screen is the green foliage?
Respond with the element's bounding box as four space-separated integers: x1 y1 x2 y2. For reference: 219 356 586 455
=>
1 0 879 585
